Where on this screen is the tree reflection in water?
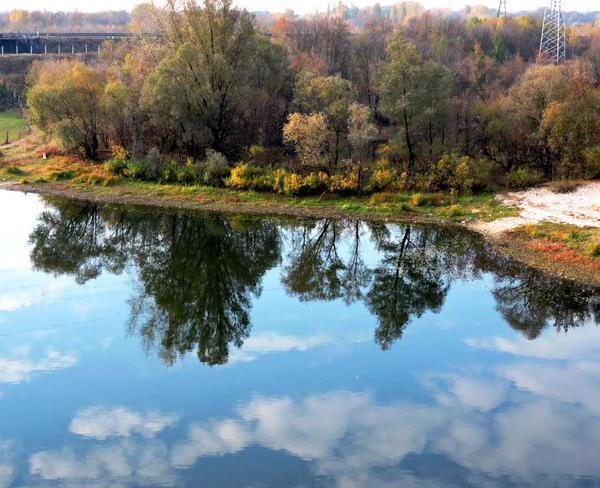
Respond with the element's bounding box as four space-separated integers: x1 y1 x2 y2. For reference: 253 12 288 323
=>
29 197 600 366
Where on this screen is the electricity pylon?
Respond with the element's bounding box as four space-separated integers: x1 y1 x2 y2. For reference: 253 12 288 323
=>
497 0 507 19
539 0 567 63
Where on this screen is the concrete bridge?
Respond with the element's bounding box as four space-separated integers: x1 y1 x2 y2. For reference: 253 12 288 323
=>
0 32 135 55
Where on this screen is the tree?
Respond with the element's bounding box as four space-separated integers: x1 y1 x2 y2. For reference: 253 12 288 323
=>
477 63 570 176
348 102 378 161
28 61 106 159
283 113 330 169
294 72 356 165
141 0 257 157
377 36 455 172
541 76 600 178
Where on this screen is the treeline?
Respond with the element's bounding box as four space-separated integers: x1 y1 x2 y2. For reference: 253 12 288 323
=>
26 0 600 196
0 10 130 32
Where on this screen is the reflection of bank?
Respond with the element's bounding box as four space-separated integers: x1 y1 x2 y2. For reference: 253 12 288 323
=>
26 326 600 487
28 196 600 367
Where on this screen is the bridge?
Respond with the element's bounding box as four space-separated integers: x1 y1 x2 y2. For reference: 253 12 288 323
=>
0 32 135 55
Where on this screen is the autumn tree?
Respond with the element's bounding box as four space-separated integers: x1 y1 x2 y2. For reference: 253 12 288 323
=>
294 72 356 165
28 61 107 159
541 76 600 178
348 103 378 161
283 113 330 169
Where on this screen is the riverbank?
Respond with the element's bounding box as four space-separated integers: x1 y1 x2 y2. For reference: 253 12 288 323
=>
1 140 599 287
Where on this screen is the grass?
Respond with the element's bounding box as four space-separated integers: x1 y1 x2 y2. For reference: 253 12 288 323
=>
0 109 28 144
511 221 600 273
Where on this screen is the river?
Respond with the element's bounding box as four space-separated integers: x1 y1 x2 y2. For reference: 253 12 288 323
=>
0 189 599 487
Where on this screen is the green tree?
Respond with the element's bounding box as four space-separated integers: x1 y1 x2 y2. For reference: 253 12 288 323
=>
377 37 455 172
141 0 257 157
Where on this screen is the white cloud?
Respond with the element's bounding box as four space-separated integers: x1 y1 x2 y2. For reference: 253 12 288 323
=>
29 439 177 487
70 406 179 440
428 374 508 412
0 281 67 312
499 360 600 413
227 332 333 364
465 324 600 361
0 348 77 384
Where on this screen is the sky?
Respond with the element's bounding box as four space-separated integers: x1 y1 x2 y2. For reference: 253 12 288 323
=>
0 0 595 15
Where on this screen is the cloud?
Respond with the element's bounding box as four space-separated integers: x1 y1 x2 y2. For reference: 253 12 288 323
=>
227 332 333 364
0 348 77 384
29 439 177 488
0 442 15 488
499 360 600 414
0 281 68 312
70 406 180 440
427 374 508 412
465 324 600 360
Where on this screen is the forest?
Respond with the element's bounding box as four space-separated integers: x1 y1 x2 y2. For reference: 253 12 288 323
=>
22 0 600 196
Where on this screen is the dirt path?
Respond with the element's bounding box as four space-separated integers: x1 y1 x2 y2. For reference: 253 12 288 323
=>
473 182 600 235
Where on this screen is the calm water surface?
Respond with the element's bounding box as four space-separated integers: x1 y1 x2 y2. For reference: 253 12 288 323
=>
0 189 599 487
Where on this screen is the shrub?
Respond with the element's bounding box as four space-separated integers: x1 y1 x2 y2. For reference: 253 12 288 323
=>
227 163 273 191
504 167 545 189
428 154 493 194
144 148 163 181
410 193 425 207
124 160 147 179
589 241 600 258
273 169 329 196
104 158 127 176
367 161 400 192
160 160 180 183
2 165 24 175
111 145 128 162
49 170 77 181
200 150 230 186
329 171 359 195
550 180 579 194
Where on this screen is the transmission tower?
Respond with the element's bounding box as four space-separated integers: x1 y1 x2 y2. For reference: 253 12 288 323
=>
497 0 507 19
539 0 567 63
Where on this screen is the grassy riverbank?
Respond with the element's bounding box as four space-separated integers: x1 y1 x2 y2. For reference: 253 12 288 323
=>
0 109 28 144
1 138 599 287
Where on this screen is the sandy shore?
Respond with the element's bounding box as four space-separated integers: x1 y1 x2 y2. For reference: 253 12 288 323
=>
473 182 600 235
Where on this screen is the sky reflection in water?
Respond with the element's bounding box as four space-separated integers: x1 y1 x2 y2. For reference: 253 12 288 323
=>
0 189 599 487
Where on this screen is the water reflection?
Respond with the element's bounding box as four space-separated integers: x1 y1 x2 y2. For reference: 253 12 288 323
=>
28 197 600 367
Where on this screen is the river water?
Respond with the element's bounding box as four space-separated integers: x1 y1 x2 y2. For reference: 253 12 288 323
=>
0 189 599 487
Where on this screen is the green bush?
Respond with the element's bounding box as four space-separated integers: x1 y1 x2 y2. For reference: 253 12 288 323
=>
124 160 147 179
200 150 230 186
504 167 545 189
144 148 163 181
104 158 127 176
50 170 77 181
160 160 180 183
428 154 493 194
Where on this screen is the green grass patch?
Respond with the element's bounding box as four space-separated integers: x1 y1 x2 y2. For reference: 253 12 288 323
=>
0 109 28 144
